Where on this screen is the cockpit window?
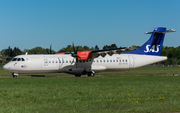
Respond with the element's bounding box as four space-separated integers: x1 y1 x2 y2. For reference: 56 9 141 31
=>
12 58 17 61
17 58 21 61
12 58 25 61
22 58 25 61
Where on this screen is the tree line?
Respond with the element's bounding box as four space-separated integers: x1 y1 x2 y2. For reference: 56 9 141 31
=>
1 44 180 65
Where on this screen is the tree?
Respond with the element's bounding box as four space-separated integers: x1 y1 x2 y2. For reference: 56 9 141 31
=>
4 46 13 57
95 45 99 50
13 47 22 56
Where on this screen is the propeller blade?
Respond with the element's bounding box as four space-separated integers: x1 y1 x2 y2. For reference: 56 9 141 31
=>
76 46 79 54
77 56 81 60
70 42 81 62
72 42 75 53
46 49 49 54
50 44 52 54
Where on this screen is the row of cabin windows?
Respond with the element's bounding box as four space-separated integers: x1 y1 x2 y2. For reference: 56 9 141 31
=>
94 59 127 63
47 59 127 64
48 60 58 63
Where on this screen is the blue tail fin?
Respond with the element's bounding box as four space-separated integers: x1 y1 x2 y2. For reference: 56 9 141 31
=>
123 27 176 56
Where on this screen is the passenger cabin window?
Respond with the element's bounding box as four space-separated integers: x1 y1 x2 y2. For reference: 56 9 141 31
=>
22 58 25 61
126 59 127 62
49 61 51 63
52 61 54 63
113 60 115 62
104 60 105 62
107 60 109 62
110 60 112 62
116 60 118 62
119 60 121 62
100 60 102 62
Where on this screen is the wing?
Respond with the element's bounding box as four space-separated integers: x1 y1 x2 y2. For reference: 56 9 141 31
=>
90 47 127 58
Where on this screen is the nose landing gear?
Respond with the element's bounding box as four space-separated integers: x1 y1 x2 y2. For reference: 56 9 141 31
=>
12 73 18 78
74 71 95 77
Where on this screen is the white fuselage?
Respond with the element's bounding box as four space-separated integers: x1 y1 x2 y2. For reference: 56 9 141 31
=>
3 54 167 75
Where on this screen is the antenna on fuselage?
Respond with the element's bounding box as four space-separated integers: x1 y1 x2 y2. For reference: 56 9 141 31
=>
25 52 28 55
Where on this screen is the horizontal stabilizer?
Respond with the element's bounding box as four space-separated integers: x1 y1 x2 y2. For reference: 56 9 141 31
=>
145 29 176 34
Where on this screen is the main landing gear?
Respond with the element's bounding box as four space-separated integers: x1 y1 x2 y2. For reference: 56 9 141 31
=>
87 72 95 77
74 71 95 77
12 73 18 78
75 75 81 77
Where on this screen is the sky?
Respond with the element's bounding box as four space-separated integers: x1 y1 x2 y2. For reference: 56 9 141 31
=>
0 0 180 52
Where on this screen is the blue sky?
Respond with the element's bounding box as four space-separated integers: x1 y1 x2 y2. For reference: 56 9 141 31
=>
0 0 179 52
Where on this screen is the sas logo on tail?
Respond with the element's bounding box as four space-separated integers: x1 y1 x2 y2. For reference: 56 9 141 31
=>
144 45 160 53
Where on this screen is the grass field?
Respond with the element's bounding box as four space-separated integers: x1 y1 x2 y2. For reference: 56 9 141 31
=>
1 68 180 112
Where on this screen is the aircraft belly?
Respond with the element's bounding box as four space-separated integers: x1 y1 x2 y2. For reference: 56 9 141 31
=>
91 62 129 72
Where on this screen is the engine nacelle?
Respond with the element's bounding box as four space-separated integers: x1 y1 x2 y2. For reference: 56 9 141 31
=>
77 51 92 60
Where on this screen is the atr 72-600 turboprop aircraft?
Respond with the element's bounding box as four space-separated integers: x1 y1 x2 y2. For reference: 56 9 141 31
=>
3 27 176 77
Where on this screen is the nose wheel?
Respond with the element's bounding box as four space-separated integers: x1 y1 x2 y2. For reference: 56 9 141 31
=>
12 73 18 78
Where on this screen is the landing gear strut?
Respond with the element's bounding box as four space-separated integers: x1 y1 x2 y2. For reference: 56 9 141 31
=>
12 73 18 78
87 72 95 77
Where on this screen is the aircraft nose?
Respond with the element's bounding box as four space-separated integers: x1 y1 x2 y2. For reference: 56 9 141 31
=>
3 64 10 71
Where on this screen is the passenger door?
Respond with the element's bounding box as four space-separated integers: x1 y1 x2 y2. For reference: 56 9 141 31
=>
128 55 134 68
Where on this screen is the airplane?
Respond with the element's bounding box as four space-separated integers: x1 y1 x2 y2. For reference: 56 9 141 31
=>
3 27 176 78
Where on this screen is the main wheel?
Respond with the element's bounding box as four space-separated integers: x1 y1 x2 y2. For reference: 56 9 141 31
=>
88 72 95 77
75 75 81 77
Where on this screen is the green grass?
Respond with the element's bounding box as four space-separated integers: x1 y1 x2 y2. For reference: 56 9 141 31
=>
0 76 180 112
1 68 180 112
97 67 180 76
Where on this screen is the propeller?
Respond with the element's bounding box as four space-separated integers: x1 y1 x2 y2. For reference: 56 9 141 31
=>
70 43 81 65
46 44 52 54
